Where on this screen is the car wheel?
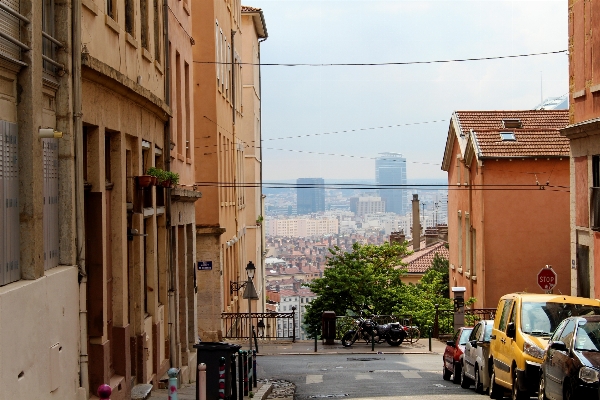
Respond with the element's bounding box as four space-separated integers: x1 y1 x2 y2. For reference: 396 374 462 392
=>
489 365 502 399
460 364 472 389
512 369 528 400
563 379 573 400
538 374 548 400
474 365 483 394
452 363 461 384
443 365 452 381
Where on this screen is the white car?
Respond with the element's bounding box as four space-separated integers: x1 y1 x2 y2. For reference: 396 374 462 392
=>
460 319 493 393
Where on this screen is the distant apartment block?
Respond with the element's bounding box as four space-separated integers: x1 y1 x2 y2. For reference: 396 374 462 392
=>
266 217 339 237
350 196 386 217
297 178 325 214
376 153 408 215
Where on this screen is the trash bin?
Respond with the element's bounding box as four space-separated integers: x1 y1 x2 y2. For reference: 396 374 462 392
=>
322 311 336 345
193 342 241 400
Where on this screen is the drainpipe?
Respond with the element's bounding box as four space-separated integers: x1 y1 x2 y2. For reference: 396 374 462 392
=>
163 0 177 369
73 0 89 394
258 36 266 312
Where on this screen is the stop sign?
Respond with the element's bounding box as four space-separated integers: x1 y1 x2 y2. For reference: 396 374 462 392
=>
538 267 557 291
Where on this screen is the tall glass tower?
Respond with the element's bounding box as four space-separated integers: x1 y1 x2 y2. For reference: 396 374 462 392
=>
375 153 407 215
296 178 325 214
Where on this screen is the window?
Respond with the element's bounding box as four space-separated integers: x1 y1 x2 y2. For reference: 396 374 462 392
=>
457 212 462 270
0 0 21 61
465 213 470 274
215 21 220 88
125 0 134 35
153 0 161 62
43 138 59 271
106 0 116 20
472 228 476 276
42 0 56 74
502 119 522 129
141 0 149 49
498 300 513 331
558 319 576 349
175 51 182 154
0 121 19 286
184 61 191 159
500 132 516 141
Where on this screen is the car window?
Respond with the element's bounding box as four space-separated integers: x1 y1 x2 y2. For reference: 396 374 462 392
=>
483 321 493 341
459 328 473 345
558 319 576 349
469 324 481 341
507 301 516 330
551 319 568 342
453 330 460 343
575 320 600 352
522 302 600 337
498 300 513 331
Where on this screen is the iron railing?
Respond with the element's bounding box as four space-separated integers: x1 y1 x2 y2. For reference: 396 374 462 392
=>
221 311 297 342
432 305 496 338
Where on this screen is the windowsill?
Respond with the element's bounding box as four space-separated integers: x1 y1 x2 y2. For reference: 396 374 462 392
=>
591 84 600 94
458 267 463 274
183 1 191 15
450 264 455 270
154 60 163 75
126 33 139 49
177 154 185 162
82 0 99 15
465 271 470 279
156 206 165 215
143 207 154 217
186 157 192 164
142 48 153 63
105 15 120 35
573 89 586 99
471 275 477 281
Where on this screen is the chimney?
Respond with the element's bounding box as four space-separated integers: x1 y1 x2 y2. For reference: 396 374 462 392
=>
425 228 439 247
389 231 405 244
412 194 420 251
437 224 448 243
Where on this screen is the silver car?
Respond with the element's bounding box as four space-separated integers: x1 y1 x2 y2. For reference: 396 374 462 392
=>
460 319 493 393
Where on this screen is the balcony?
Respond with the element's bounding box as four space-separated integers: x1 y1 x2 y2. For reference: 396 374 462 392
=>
591 187 600 231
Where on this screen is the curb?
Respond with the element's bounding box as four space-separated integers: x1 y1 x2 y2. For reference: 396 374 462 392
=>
256 382 273 400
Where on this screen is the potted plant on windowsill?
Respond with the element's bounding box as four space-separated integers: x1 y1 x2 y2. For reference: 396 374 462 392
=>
147 167 166 186
136 175 153 188
161 171 180 188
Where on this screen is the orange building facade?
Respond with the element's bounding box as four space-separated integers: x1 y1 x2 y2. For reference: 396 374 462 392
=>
562 0 600 299
442 111 571 308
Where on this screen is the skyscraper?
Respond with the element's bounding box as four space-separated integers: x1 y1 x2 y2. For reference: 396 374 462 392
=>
376 153 407 215
296 178 325 214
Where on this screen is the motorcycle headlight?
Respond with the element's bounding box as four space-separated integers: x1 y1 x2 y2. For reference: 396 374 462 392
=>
523 338 545 360
579 367 600 384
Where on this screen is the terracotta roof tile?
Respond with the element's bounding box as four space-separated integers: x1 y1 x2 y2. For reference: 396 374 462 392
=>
473 129 569 158
400 242 449 274
455 110 569 134
242 5 262 12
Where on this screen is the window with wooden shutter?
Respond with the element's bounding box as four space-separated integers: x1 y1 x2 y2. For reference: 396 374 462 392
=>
0 0 21 61
0 120 19 285
43 138 59 271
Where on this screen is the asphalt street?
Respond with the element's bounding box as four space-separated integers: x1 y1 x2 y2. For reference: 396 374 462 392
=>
256 353 535 400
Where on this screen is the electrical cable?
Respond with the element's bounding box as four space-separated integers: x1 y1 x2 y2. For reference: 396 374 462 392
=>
193 49 567 67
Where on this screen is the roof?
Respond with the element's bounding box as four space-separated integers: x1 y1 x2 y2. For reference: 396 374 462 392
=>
472 129 569 158
442 110 569 170
242 5 268 38
400 242 449 274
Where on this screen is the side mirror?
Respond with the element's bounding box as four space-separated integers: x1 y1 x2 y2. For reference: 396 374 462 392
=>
549 341 567 352
446 340 455 347
506 322 516 339
470 340 477 348
490 334 496 340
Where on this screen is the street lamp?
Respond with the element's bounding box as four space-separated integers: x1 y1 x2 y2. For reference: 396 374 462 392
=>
243 261 259 350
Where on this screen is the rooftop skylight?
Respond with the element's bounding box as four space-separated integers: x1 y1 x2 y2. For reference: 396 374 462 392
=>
502 119 522 128
500 132 516 141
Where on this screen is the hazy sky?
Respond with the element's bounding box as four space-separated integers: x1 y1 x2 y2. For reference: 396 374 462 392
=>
250 0 568 181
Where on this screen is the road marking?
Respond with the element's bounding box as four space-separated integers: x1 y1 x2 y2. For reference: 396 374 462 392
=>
306 375 323 384
400 370 422 378
355 374 373 380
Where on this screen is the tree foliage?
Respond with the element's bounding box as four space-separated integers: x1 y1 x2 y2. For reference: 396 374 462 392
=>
303 241 409 338
303 243 454 338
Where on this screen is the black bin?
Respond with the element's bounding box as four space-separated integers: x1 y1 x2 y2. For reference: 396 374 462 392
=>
193 342 241 400
322 311 336 345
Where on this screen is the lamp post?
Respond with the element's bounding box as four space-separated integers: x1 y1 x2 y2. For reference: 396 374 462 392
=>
242 261 259 350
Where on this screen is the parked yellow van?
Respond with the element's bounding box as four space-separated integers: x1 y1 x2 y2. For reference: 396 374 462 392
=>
488 292 600 399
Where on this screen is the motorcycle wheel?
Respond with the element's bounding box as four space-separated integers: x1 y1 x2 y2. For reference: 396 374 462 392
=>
386 336 404 346
342 331 357 347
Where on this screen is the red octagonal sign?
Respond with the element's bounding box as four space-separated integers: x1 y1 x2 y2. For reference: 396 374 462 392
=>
538 267 557 291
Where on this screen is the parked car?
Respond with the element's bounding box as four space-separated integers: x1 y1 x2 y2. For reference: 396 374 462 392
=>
539 315 600 400
489 293 600 400
443 326 473 384
460 319 493 393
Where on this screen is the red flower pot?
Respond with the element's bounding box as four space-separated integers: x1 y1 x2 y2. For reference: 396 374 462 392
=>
137 175 153 188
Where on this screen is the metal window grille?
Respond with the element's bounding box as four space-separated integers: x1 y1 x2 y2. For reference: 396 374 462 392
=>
43 138 59 271
0 0 21 61
0 121 19 286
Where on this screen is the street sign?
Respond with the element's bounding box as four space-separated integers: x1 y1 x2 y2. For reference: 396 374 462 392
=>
197 261 212 270
538 266 557 292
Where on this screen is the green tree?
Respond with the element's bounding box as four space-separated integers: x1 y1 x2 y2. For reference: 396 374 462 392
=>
303 241 410 338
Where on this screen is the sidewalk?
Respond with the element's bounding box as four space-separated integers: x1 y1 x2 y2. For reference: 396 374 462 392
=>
147 338 446 400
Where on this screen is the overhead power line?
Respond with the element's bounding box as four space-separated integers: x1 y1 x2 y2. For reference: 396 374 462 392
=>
193 50 567 67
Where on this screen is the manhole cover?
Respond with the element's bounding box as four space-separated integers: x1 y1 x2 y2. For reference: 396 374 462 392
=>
308 395 349 398
346 357 384 361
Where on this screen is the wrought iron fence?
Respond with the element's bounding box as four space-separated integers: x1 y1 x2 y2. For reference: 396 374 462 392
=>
335 314 415 340
221 311 296 341
432 305 496 338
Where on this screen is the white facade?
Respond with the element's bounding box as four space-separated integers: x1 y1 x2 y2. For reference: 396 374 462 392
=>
266 217 339 238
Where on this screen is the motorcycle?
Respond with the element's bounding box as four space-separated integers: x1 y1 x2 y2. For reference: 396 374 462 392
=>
342 314 407 347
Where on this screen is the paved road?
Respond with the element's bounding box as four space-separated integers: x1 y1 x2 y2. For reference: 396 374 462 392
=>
256 353 534 400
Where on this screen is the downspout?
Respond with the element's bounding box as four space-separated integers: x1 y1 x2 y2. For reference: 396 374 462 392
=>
231 30 236 126
73 0 89 394
258 36 267 312
163 0 177 368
